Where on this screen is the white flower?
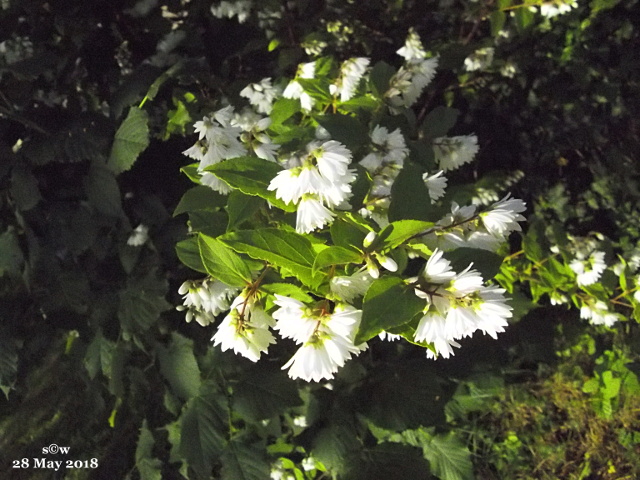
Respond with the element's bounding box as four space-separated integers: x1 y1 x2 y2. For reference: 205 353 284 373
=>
464 47 495 72
423 170 448 202
234 113 280 161
433 135 479 172
330 270 373 302
283 62 316 111
296 195 335 233
211 0 251 23
212 294 276 362
540 0 577 18
268 166 325 205
480 194 527 237
281 305 367 382
397 28 426 62
335 57 370 102
312 140 352 183
177 279 239 326
378 332 401 341
473 286 512 339
127 224 149 246
580 300 618 327
570 251 606 286
449 265 484 297
415 310 461 359
423 249 456 283
273 295 318 344
239 77 279 114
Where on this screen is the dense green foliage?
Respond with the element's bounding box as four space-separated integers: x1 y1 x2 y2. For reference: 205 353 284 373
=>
1 0 639 479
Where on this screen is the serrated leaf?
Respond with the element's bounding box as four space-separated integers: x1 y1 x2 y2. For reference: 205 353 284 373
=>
421 106 460 140
312 424 361 471
356 277 425 344
270 97 299 125
118 280 171 334
259 283 314 303
157 332 201 401
0 228 24 276
523 220 548 263
84 329 116 380
226 191 264 230
174 186 227 216
221 229 324 288
344 443 432 480
179 382 228 478
355 361 446 430
330 218 368 250
424 433 474 480
389 164 433 222
10 166 41 211
206 156 295 212
108 106 149 174
0 332 19 398
315 114 369 151
376 220 434 252
198 234 253 287
83 162 123 217
369 61 396 99
445 248 503 280
296 78 333 103
188 210 228 238
312 246 362 275
233 365 303 421
221 440 271 480
176 237 207 274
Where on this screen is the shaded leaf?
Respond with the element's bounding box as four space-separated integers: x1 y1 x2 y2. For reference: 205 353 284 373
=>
108 106 149 174
198 234 253 287
221 441 271 480
157 332 201 401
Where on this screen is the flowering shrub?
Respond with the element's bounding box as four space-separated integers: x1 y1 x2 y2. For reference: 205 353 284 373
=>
175 30 527 382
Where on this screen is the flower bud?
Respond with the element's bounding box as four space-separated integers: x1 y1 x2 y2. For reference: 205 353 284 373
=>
363 231 377 248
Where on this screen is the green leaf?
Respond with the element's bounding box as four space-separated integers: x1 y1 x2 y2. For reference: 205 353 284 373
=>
198 234 253 287
330 217 368 250
188 210 228 238
233 364 303 421
315 114 369 151
84 330 116 380
221 440 271 480
356 277 425 344
157 332 201 401
10 166 41 211
312 423 361 471
523 220 549 263
0 332 19 398
296 78 333 103
83 162 123 217
377 220 434 252
118 278 172 335
344 443 432 480
174 185 227 216
221 229 324 288
179 381 228 478
176 237 207 274
515 6 535 31
0 228 24 276
355 361 446 430
108 106 149 174
445 248 503 280
226 191 264 230
270 97 299 125
136 420 163 480
259 283 314 303
421 106 460 140
389 164 433 222
369 61 396 99
312 246 362 275
206 156 295 212
424 433 474 480
144 61 184 104
490 10 506 37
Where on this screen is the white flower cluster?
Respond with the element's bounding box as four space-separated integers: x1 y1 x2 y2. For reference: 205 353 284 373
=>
240 77 280 114
412 249 513 359
331 57 370 102
426 194 526 252
273 296 367 382
268 140 355 233
464 47 495 72
177 279 239 326
183 106 280 192
387 29 439 108
539 0 578 18
580 300 618 327
570 250 606 287
433 135 479 172
283 61 316 111
211 0 252 23
212 291 276 361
